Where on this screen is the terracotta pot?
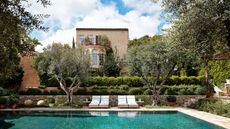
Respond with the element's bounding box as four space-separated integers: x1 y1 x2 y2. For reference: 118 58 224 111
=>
168 102 176 106
11 104 17 109
0 105 5 109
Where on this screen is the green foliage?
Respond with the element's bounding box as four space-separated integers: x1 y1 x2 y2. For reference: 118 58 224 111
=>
0 97 7 105
163 85 206 95
109 89 127 95
35 43 91 104
46 77 59 87
128 88 143 95
143 89 152 95
0 95 19 105
8 94 19 105
209 60 230 85
119 85 129 90
128 35 163 47
102 48 122 77
48 90 65 95
0 66 24 88
88 76 204 87
189 98 230 118
47 97 55 104
19 88 42 95
0 0 49 88
74 88 88 95
165 96 177 102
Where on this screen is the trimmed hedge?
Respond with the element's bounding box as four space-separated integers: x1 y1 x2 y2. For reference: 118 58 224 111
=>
19 85 206 95
43 76 205 87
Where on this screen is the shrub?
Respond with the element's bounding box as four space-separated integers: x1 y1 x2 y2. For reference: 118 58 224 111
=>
128 88 143 95
41 76 205 87
143 89 152 95
119 85 129 90
74 88 88 95
163 85 206 95
43 90 50 95
0 87 9 96
25 88 42 95
165 88 178 95
46 77 59 87
189 98 230 118
49 90 65 95
8 94 19 105
165 95 176 102
0 97 7 105
47 97 55 103
110 89 127 95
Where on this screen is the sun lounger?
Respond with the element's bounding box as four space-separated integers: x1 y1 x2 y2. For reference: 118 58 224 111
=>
89 96 101 108
118 112 138 118
214 86 225 96
99 96 109 108
127 95 139 108
118 96 129 108
89 111 109 116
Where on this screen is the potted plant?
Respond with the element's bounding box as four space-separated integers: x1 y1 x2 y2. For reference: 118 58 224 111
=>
47 97 55 107
8 94 19 109
165 95 177 106
226 75 230 84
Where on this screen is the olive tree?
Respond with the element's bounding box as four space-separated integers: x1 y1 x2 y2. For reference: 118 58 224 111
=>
161 0 230 83
127 39 181 104
35 43 90 105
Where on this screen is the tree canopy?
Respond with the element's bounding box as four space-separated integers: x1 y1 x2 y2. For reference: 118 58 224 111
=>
35 43 90 105
161 0 230 83
0 0 50 87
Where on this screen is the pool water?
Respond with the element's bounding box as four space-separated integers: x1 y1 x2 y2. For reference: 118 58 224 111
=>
0 111 223 129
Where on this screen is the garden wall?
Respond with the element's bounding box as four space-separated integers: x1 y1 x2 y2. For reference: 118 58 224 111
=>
19 95 205 107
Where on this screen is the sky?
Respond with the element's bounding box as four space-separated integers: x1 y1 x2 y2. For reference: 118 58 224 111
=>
26 0 169 52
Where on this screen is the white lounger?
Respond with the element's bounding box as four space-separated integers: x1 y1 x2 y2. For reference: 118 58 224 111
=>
127 95 139 108
118 96 129 108
89 96 100 108
99 96 109 108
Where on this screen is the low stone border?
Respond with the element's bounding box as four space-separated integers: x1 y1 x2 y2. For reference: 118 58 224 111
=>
19 95 205 107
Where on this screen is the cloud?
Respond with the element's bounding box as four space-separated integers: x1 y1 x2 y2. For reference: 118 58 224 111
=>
29 0 163 52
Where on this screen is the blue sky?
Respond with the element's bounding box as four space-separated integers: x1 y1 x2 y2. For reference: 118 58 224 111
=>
28 0 168 51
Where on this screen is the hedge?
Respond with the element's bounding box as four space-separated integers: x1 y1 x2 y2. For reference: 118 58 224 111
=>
43 76 205 87
19 85 206 95
88 76 205 86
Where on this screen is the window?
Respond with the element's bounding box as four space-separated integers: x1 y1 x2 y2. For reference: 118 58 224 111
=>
79 35 84 45
88 35 94 45
96 35 102 45
91 50 98 65
99 53 104 65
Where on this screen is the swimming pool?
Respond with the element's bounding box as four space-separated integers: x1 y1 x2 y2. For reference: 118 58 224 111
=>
0 111 223 129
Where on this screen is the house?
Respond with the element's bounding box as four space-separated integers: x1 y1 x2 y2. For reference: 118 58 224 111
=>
76 28 129 68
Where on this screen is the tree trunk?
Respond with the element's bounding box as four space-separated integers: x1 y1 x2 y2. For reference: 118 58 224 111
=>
65 90 74 105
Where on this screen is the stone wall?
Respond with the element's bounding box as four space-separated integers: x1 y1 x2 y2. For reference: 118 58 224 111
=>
19 95 205 107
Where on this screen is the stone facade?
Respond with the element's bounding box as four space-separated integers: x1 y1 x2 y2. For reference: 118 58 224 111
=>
76 28 128 68
19 95 205 107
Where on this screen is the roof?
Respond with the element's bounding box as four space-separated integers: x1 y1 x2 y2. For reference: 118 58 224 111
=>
76 28 128 31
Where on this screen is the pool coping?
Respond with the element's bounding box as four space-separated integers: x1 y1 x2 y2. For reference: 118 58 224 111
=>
1 108 230 128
